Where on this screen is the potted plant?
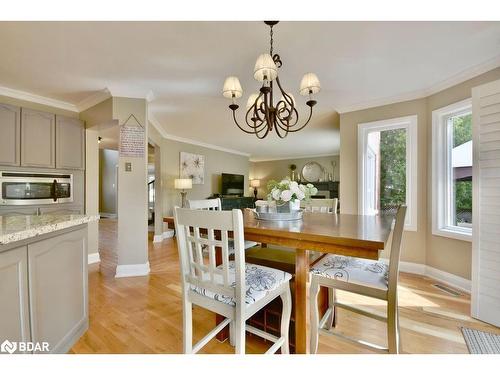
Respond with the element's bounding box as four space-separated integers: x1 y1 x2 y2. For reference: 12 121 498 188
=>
267 179 318 213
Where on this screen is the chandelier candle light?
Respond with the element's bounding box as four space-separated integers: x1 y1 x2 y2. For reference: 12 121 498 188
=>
222 21 321 139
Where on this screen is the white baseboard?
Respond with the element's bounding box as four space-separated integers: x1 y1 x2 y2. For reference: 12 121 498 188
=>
88 252 100 265
426 266 471 293
381 258 471 293
153 229 175 243
115 262 150 278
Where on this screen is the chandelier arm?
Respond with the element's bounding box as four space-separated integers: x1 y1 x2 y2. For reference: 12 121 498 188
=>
276 105 299 128
284 106 313 133
273 122 288 139
231 109 258 134
245 105 267 130
254 122 270 139
274 76 295 112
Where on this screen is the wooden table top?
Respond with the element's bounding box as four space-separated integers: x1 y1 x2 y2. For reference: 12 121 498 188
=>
242 209 392 250
165 209 393 252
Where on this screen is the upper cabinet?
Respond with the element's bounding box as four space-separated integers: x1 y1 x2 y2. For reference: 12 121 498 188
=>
0 103 21 166
21 108 56 168
0 103 85 171
56 116 85 170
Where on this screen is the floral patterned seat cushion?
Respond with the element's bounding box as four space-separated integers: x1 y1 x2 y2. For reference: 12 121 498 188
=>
190 261 292 306
311 254 389 290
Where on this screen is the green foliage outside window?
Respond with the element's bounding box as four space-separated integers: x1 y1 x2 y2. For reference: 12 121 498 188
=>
379 129 406 211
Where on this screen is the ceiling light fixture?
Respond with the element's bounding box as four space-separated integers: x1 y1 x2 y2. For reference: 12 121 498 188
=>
223 21 321 139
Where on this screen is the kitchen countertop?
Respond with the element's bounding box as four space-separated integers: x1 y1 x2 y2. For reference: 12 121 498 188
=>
0 214 99 245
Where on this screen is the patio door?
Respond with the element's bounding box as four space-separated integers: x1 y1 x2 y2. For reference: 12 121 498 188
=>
471 78 500 327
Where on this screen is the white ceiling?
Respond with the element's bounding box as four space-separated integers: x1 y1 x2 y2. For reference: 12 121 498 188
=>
0 21 499 160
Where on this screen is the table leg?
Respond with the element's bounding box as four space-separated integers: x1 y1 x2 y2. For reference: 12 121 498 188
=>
295 248 309 354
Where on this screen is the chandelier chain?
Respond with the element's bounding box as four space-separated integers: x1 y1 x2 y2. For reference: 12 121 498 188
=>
270 25 274 56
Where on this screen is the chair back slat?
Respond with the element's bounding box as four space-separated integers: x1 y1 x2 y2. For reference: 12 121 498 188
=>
221 230 230 288
187 198 222 211
174 207 245 306
301 198 339 213
387 205 407 293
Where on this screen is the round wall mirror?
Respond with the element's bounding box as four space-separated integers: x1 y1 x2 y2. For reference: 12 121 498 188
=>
301 162 324 182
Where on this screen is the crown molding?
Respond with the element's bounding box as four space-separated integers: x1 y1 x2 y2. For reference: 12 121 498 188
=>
337 54 500 114
0 86 78 112
76 88 112 112
250 153 339 162
148 112 251 157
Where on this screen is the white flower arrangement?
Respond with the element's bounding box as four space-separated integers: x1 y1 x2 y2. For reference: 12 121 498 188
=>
267 178 318 205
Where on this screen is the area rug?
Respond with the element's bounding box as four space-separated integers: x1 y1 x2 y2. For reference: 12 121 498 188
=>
461 327 500 354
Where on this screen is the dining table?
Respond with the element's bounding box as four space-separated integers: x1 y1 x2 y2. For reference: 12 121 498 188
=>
164 208 394 354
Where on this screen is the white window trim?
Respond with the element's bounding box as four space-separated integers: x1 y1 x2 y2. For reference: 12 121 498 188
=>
357 115 418 231
432 98 472 242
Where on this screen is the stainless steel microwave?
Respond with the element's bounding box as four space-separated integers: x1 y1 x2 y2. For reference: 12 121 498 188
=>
0 171 73 205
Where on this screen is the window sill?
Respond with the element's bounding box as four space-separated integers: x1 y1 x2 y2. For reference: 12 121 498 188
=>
432 227 472 242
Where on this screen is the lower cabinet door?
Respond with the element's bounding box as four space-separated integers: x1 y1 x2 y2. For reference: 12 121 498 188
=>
27 228 88 353
0 246 31 353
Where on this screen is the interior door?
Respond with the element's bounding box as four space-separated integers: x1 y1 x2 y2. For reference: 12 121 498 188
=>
471 78 500 327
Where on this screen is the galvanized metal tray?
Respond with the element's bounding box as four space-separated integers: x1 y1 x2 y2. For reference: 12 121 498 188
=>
251 208 304 221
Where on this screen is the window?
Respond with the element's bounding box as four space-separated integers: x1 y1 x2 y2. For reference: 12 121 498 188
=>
358 115 418 230
432 98 472 241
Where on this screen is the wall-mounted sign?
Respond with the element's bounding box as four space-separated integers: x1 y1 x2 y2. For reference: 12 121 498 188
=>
119 114 145 158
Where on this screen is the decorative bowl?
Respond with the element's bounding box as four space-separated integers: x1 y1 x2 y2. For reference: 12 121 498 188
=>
251 208 303 221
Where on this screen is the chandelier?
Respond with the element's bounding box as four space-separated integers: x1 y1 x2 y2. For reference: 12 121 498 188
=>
222 21 321 139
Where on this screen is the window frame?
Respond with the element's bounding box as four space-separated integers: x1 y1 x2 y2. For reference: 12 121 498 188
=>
432 98 472 242
357 115 418 231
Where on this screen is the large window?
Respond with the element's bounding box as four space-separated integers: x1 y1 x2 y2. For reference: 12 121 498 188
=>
432 98 472 241
358 115 418 230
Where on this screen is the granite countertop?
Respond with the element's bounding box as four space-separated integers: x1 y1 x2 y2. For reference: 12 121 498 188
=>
0 214 99 245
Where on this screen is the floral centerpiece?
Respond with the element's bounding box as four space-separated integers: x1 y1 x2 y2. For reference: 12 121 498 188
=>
267 179 318 213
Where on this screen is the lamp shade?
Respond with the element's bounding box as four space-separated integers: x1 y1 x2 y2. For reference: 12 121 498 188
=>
299 72 321 96
246 93 264 110
222 76 243 99
254 54 278 82
250 179 261 188
174 178 192 190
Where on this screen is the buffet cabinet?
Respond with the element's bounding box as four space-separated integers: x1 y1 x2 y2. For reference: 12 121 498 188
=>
0 104 84 170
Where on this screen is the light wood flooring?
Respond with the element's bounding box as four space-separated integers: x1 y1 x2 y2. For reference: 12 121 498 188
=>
70 218 500 354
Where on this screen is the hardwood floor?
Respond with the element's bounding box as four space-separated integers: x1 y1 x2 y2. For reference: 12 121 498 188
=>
71 218 500 354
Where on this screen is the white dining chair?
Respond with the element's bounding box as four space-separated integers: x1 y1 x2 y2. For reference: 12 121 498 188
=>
187 198 222 211
188 198 258 250
301 198 338 213
309 205 407 354
174 207 292 354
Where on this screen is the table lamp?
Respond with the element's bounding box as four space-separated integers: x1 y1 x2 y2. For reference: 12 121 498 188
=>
174 178 192 208
250 179 260 200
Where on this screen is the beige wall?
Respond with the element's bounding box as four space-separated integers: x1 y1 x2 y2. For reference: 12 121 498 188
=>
425 67 500 279
340 99 428 264
113 97 149 267
250 155 340 198
340 67 500 279
99 149 118 215
161 138 250 216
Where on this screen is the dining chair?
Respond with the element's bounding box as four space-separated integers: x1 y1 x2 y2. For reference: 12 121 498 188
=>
301 198 338 213
174 207 292 354
187 198 222 210
309 205 407 354
188 198 258 250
